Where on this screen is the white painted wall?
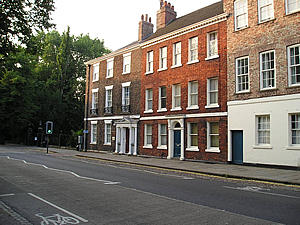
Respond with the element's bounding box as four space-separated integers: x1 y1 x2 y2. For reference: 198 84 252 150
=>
228 94 300 167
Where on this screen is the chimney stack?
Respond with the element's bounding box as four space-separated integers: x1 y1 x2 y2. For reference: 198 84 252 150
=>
156 0 177 30
138 14 154 41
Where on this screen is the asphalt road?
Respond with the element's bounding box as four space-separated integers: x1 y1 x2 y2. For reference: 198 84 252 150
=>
0 145 299 225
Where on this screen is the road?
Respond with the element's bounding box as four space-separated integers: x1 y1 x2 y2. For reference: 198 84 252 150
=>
0 145 299 225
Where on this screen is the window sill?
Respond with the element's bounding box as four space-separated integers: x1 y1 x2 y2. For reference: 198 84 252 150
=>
145 71 154 75
205 55 219 61
92 79 99 83
171 64 182 69
205 148 220 153
286 9 300 16
205 104 219 109
106 76 113 79
104 143 112 146
90 142 97 145
157 67 167 72
286 146 300 151
288 83 300 88
157 146 167 150
187 59 199 65
260 87 277 92
171 107 182 112
143 145 153 149
186 106 199 110
258 18 275 24
234 25 249 32
122 72 130 75
236 90 250 94
144 110 153 114
186 147 199 152
157 108 167 113
253 145 272 150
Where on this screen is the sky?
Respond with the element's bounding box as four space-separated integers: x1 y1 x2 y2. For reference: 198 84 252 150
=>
52 0 220 51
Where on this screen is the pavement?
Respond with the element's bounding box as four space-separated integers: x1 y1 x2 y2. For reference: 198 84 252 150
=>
32 146 300 187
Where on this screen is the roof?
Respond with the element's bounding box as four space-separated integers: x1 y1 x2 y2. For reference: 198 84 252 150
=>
85 41 139 65
146 1 224 41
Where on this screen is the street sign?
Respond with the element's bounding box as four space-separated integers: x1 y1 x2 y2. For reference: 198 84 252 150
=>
83 130 89 134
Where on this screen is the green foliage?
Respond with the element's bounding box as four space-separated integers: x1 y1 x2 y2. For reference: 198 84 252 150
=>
0 27 110 144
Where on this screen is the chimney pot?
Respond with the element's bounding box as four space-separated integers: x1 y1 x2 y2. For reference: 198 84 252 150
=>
164 1 167 6
149 17 152 23
145 14 148 22
141 14 144 21
171 5 174 10
156 0 177 30
168 2 171 8
160 0 163 8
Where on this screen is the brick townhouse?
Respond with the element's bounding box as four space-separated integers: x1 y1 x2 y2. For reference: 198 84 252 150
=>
139 1 228 162
84 16 154 154
224 0 300 166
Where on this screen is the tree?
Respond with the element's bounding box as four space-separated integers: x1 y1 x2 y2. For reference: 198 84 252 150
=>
0 0 55 57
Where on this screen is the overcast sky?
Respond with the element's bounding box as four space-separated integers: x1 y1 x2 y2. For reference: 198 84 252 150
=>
52 0 220 51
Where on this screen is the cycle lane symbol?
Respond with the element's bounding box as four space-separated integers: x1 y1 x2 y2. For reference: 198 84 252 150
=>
35 213 80 225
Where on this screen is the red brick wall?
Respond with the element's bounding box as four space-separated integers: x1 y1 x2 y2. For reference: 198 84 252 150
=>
139 20 228 162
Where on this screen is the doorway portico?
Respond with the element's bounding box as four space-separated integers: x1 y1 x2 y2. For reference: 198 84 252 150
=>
167 118 184 160
115 117 138 155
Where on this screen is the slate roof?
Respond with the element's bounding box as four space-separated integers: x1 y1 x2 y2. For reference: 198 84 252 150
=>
146 1 224 41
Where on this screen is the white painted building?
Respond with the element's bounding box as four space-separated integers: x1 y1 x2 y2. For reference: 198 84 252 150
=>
228 94 300 167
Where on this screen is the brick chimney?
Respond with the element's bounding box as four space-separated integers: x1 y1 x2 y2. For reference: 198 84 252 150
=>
156 0 177 30
138 14 154 41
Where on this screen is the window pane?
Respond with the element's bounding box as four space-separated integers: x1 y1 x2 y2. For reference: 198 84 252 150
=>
211 136 219 147
210 123 219 134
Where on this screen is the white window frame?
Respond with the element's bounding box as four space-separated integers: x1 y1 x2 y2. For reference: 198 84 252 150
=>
172 42 182 68
106 58 114 78
105 85 113 108
104 120 112 145
91 88 99 110
187 123 199 151
206 122 220 153
145 88 153 113
171 84 181 111
256 115 271 146
188 37 199 64
258 0 274 23
234 0 248 31
158 124 167 149
290 113 300 146
159 46 167 71
187 81 199 110
146 51 154 74
144 124 153 148
158 86 167 112
286 0 300 14
206 78 219 108
206 32 219 60
92 63 99 82
123 52 131 74
90 121 97 144
122 82 131 107
287 44 300 87
260 50 276 90
236 56 250 93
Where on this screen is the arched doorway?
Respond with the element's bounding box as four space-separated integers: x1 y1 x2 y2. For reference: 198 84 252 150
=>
167 119 184 160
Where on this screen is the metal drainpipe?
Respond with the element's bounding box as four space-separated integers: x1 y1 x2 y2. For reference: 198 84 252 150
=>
83 64 91 152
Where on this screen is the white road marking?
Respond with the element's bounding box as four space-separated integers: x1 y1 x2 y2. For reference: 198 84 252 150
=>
223 186 300 199
28 193 88 223
1 156 120 185
0 193 15 197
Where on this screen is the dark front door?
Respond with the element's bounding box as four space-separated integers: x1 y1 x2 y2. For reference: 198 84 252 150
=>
232 130 243 164
125 128 129 153
174 130 181 157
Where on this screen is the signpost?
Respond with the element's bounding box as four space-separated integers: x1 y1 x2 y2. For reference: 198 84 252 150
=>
45 121 53 154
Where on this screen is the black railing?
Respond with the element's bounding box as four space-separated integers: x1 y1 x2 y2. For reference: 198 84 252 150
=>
90 108 98 115
121 105 130 113
104 106 113 114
